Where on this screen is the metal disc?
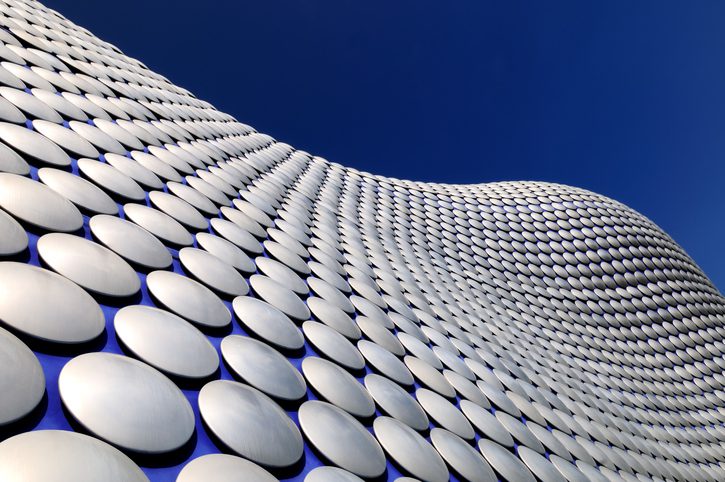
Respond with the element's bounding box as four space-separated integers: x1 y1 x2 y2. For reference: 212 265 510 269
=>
0 87 61 123
0 262 104 343
114 305 219 379
104 153 163 191
460 400 514 447
0 209 27 255
444 369 490 408
430 428 497 482
131 151 182 183
404 356 455 399
32 119 99 158
0 326 44 425
198 380 303 468
176 454 277 482
477 381 521 417
518 446 567 482
495 411 546 454
0 173 82 232
0 96 25 124
302 356 375 418
123 203 194 248
37 233 140 298
0 121 70 166
364 373 429 431
196 232 256 274
210 218 263 255
477 439 536 482
59 353 195 454
256 256 309 296
149 191 207 231
38 167 117 215
249 274 310 322
32 88 86 121
298 400 386 479
308 296 360 340
358 339 413 386
147 270 231 329
416 388 475 440
179 247 249 297
0 140 29 175
307 277 354 314
94 118 144 150
221 206 265 238
303 321 365 371
356 316 404 355
264 240 310 274
373 416 449 482
0 430 148 482
304 466 364 482
399 333 441 368
70 120 125 154
221 335 306 401
89 214 173 270
167 181 218 216
232 296 305 352
77 159 145 202
549 455 591 482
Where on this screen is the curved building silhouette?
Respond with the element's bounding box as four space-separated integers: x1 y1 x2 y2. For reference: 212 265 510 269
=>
0 1 721 481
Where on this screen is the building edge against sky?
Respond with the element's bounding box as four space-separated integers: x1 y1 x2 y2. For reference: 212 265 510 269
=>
0 1 722 481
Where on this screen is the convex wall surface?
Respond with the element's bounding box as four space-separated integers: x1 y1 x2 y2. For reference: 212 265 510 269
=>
0 1 723 481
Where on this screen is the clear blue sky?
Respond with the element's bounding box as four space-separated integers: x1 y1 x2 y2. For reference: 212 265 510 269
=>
46 0 725 290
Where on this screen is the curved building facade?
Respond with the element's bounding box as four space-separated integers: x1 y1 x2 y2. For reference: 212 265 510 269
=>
0 1 722 481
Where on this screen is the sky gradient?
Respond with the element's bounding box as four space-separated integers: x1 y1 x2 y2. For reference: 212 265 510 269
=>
45 0 725 289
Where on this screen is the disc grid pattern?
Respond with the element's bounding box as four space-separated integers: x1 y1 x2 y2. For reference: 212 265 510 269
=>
0 1 722 481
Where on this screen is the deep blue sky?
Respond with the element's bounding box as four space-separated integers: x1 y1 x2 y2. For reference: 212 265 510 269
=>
45 0 725 289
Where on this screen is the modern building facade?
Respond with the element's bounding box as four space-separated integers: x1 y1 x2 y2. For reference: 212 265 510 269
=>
0 0 722 481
